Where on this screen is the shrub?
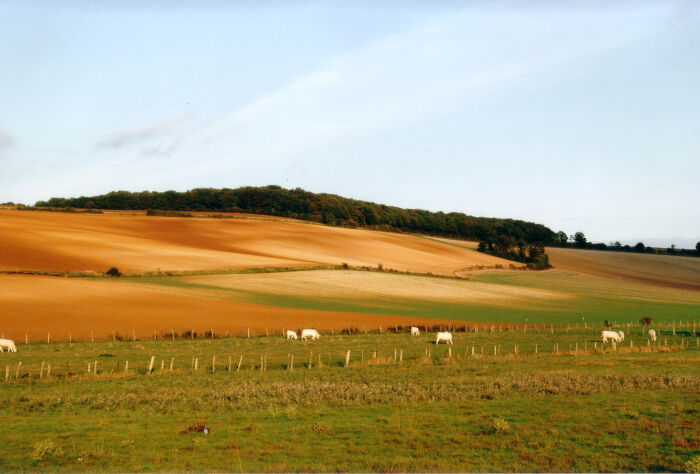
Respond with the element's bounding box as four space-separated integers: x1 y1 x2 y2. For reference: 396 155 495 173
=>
640 317 652 326
105 267 122 277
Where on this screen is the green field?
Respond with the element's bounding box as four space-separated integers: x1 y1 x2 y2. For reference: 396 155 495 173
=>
2 327 698 472
124 267 700 326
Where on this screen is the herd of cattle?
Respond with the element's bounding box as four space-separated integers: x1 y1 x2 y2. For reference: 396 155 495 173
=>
0 328 661 354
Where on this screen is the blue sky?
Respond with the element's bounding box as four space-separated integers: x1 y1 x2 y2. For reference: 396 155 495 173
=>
1 1 698 247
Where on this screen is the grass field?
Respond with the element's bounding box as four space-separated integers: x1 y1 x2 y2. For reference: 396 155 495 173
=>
1 327 698 472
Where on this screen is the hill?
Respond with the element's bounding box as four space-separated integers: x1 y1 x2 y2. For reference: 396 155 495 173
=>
34 185 556 244
0 209 514 275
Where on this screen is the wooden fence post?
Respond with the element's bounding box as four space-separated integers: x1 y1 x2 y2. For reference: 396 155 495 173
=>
194 358 199 371
228 356 232 373
290 354 294 371
47 332 50 344
47 364 51 377
40 361 45 378
25 333 28 345
170 357 174 372
125 360 129 373
247 328 250 338
345 350 350 367
4 365 8 380
212 356 216 373
148 356 155 374
15 361 22 379
94 360 98 374
237 355 243 372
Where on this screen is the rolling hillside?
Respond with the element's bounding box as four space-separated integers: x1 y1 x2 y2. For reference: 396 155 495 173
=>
0 209 514 276
0 209 697 341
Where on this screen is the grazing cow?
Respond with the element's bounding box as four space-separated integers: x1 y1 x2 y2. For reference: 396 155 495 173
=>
410 326 420 336
0 339 17 353
435 331 453 345
648 329 657 341
301 329 320 341
286 330 298 340
617 331 625 341
602 330 621 343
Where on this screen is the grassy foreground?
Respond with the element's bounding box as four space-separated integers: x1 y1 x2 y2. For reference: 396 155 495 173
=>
1 328 699 472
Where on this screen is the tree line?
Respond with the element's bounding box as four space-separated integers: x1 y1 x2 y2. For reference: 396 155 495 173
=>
550 231 700 257
34 185 556 245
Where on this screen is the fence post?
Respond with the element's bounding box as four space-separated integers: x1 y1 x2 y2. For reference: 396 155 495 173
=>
309 351 312 370
94 360 98 374
4 365 8 380
170 357 174 372
345 350 350 367
40 361 45 378
125 360 129 373
15 361 22 379
47 332 50 344
290 354 294 371
535 344 538 354
132 329 136 342
247 328 250 338
25 333 28 345
194 358 199 371
148 356 155 374
212 356 216 373
237 355 243 372
228 356 232 373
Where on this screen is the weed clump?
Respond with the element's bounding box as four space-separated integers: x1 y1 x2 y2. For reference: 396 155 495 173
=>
182 423 210 434
311 422 333 434
686 456 700 473
32 439 63 461
492 417 511 433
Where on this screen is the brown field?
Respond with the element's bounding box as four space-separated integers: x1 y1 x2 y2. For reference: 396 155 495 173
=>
179 270 566 305
546 247 700 290
2 209 698 341
0 209 512 275
0 274 465 342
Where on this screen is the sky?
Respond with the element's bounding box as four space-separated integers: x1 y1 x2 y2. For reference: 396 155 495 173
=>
1 1 699 248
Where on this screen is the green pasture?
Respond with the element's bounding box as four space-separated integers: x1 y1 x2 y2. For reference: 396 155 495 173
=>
1 329 699 472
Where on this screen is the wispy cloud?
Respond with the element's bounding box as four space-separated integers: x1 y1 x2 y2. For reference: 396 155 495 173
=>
95 115 191 157
0 128 16 158
190 6 662 174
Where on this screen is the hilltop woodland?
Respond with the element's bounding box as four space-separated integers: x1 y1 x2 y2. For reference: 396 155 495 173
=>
35 186 553 242
33 186 699 263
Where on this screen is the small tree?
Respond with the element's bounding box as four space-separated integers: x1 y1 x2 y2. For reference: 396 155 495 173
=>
106 267 122 277
634 242 646 252
640 317 652 326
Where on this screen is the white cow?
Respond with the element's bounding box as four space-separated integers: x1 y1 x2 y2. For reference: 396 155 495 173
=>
435 331 453 345
602 330 621 343
286 330 298 340
410 326 420 336
0 339 17 352
617 331 625 341
648 329 657 341
301 328 320 341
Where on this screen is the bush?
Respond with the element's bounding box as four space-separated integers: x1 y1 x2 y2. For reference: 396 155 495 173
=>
106 267 122 277
640 317 652 326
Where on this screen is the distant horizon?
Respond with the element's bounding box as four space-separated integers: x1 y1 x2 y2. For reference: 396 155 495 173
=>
1 2 698 248
9 184 699 250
